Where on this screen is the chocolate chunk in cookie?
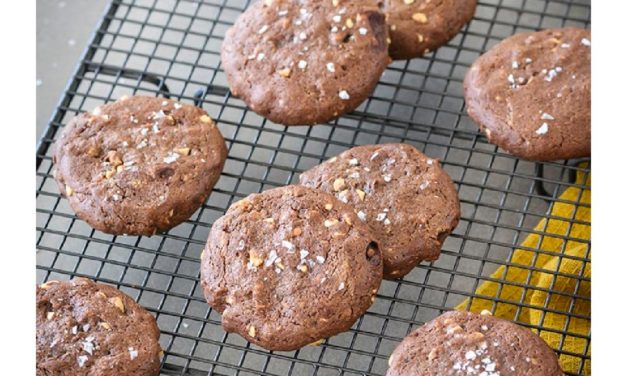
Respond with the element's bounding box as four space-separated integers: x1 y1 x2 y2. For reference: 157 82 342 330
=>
380 0 477 60
464 28 591 161
300 144 460 279
200 185 382 351
221 0 390 125
37 278 162 376
387 311 564 376
53 95 227 235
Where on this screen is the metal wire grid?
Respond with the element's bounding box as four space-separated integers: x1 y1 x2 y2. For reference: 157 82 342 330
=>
36 0 591 375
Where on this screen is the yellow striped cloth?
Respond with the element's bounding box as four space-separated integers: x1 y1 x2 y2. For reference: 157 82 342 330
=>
456 164 590 375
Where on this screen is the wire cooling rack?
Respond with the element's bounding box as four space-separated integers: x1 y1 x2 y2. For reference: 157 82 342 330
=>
36 0 591 375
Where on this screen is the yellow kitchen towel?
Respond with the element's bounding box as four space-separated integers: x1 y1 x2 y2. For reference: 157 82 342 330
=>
456 164 590 375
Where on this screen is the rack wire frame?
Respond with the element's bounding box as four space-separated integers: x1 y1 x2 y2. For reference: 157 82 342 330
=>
36 0 591 375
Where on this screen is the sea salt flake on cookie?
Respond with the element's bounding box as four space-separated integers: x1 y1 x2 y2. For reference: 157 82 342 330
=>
128 347 138 360
536 123 549 135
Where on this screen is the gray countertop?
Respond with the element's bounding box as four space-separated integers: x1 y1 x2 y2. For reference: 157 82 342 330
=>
37 0 108 141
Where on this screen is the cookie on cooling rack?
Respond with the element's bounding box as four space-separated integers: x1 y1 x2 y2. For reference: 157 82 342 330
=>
299 144 460 279
387 311 564 376
464 28 591 161
53 95 227 236
380 0 477 60
36 278 162 376
200 185 382 351
221 0 390 125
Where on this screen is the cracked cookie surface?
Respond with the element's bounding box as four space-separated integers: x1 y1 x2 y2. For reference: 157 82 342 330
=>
300 144 460 279
380 0 477 60
53 95 227 235
200 185 382 351
464 28 591 161
36 278 161 376
221 0 390 125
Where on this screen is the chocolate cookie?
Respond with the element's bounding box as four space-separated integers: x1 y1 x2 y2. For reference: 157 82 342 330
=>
53 96 227 235
380 0 477 60
299 144 460 279
200 185 382 351
221 0 390 125
387 311 564 376
36 278 162 376
464 28 591 161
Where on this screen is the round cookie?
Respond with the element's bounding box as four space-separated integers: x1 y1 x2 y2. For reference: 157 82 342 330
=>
464 28 591 161
380 0 477 60
36 278 162 376
299 144 460 279
221 0 390 125
200 185 383 351
53 95 227 236
387 311 564 376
